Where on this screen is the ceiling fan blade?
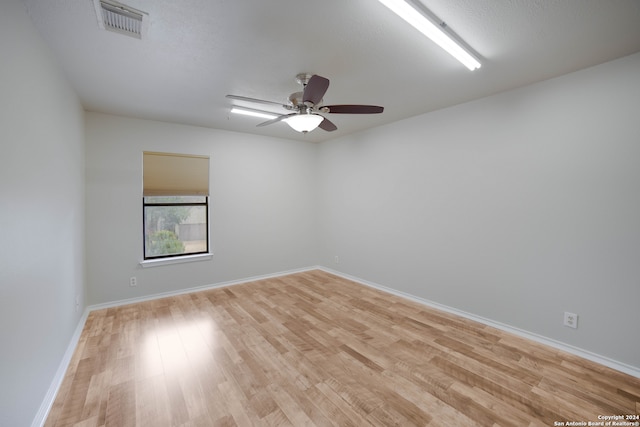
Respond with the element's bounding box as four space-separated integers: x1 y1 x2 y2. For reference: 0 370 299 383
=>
256 113 297 127
322 105 384 114
226 94 287 108
319 117 337 132
302 75 330 105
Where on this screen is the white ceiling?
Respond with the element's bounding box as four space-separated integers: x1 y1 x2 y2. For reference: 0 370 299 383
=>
23 0 640 143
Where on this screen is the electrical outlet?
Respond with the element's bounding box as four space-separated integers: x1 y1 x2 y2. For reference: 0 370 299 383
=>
563 312 578 329
130 276 137 287
75 295 80 313
334 255 340 264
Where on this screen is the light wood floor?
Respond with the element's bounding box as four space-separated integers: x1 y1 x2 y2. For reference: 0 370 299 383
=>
46 270 640 426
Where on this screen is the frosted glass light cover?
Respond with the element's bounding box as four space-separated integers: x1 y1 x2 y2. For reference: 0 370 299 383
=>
284 114 324 133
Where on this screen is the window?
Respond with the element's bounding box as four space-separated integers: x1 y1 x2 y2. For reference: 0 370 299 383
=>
142 152 209 260
143 196 208 259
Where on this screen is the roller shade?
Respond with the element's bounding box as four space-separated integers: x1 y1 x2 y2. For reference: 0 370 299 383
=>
143 152 209 196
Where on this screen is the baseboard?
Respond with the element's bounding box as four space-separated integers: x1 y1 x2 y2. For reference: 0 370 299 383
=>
317 266 640 379
31 308 90 427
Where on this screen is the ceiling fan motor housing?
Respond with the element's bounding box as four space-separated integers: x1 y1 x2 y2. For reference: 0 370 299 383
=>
288 91 304 107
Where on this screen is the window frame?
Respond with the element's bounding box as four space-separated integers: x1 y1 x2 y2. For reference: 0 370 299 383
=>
142 196 210 261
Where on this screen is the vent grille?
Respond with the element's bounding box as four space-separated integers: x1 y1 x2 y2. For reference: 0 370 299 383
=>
94 0 147 39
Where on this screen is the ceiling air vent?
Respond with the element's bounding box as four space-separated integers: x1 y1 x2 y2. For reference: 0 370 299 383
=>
93 0 148 39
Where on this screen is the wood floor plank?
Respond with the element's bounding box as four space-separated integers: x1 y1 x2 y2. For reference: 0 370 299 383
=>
134 374 171 427
104 379 136 427
46 270 640 426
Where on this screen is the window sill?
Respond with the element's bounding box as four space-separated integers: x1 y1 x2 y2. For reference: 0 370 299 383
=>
140 253 213 268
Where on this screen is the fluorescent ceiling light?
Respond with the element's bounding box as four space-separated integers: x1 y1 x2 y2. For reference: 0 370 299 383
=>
377 0 481 71
230 107 279 120
284 114 324 133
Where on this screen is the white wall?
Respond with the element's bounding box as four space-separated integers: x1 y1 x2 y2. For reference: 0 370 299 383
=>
318 52 640 368
0 1 86 426
85 113 319 305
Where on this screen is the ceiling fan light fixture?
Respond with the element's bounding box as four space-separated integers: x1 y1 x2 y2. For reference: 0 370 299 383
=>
230 107 279 120
284 114 324 133
377 0 481 71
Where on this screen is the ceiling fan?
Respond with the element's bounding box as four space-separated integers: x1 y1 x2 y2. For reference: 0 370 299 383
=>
226 73 384 133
